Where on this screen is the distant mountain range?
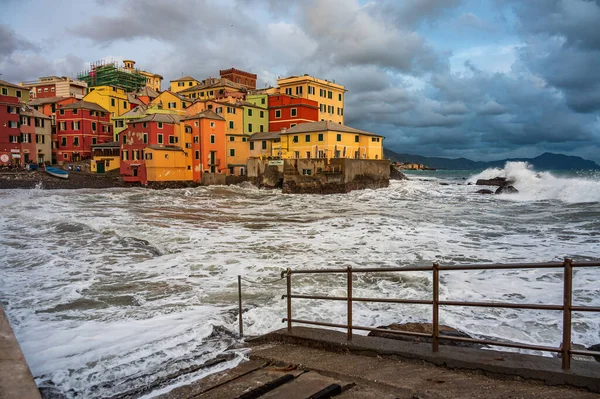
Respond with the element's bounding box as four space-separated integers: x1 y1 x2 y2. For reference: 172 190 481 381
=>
384 150 600 170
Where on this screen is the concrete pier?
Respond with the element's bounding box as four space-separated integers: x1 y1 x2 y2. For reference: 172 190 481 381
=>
0 307 40 399
160 327 600 398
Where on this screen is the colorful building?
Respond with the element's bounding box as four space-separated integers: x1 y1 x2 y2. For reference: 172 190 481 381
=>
1 79 29 102
248 131 281 158
242 95 268 135
91 142 120 173
84 85 131 119
0 94 22 165
78 60 146 92
178 78 246 101
277 75 346 124
226 134 249 176
169 76 200 93
181 110 227 180
21 106 52 164
120 113 186 184
219 68 257 90
268 94 319 132
148 91 190 115
55 101 112 164
19 76 87 100
279 121 383 160
113 105 148 141
122 60 163 92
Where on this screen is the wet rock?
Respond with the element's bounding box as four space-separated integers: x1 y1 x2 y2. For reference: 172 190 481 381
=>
368 322 482 348
390 166 409 181
495 185 519 194
439 182 449 186
476 177 514 186
588 344 600 362
476 189 494 194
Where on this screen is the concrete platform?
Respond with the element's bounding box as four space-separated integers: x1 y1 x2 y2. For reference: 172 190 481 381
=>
0 307 41 399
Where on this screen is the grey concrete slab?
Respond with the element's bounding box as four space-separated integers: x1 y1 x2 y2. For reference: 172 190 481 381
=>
0 307 41 399
249 326 600 392
260 371 347 399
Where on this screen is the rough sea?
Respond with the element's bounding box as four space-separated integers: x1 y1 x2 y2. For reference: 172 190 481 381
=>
1 161 599 398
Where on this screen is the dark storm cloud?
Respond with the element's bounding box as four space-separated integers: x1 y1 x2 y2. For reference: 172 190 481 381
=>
0 24 39 61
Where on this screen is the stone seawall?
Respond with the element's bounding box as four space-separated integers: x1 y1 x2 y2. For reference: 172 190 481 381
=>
0 307 41 399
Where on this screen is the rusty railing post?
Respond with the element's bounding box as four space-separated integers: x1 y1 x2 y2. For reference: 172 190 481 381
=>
286 268 292 332
433 262 439 352
562 258 573 370
238 275 244 338
347 266 353 340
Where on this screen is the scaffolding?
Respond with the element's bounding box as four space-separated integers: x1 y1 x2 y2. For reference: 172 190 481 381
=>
78 60 146 92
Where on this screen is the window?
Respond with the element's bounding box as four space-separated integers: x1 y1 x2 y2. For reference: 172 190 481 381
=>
259 125 264 132
60 109 65 115
92 122 97 131
372 137 380 142
169 136 178 144
308 86 315 95
145 153 153 160
291 108 297 117
63 154 68 160
242 137 247 142
111 98 115 107
8 121 17 128
248 123 253 133
262 141 267 150
319 88 324 97
44 88 48 92
73 122 80 130
210 135 215 144
275 110 281 118
16 90 21 98
51 88 55 92
216 107 223 114
305 134 310 142
293 135 299 143
328 91 332 99
294 151 300 159
261 98 265 104
178 82 185 87
318 133 324 141
260 110 264 118
72 109 78 115
229 121 234 129
123 101 127 108
194 121 199 127
230 149 235 156
168 102 176 109
296 86 303 96
189 82 193 86
122 151 128 161
143 134 148 144
195 150 200 160
92 138 97 145
158 134 163 144
229 136 235 142
337 134 342 141
355 135 359 143
339 93 342 101
61 137 67 147
158 122 163 129
302 168 312 175
285 88 292 95
194 136 199 143
248 109 252 116
1 88 7 95
122 134 127 144
210 121 215 128
73 137 79 146
250 142 254 150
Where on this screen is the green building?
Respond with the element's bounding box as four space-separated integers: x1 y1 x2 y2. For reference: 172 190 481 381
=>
243 94 269 135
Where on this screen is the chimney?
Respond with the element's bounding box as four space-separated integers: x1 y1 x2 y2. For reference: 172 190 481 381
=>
281 127 287 134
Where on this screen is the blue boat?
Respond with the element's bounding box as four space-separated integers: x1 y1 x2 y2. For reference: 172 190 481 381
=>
45 166 69 179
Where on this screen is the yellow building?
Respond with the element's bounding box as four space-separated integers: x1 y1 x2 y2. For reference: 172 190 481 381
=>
83 85 130 118
169 76 200 93
91 142 120 173
0 79 30 102
178 78 246 101
144 145 191 182
148 91 190 115
122 60 163 91
277 75 346 124
226 133 250 176
280 121 383 160
248 131 282 158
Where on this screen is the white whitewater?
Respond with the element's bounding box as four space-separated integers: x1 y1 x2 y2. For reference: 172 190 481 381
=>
0 163 599 398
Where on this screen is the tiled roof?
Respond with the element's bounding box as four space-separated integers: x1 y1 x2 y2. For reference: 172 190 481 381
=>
0 79 23 90
118 104 147 119
147 145 184 151
282 121 383 137
170 76 197 82
181 110 225 121
21 106 51 119
136 86 159 98
248 131 281 141
27 96 72 106
134 113 181 124
91 141 119 149
61 101 109 113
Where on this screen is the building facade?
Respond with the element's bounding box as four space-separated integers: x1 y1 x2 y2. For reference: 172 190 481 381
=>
123 60 163 92
1 79 29 102
21 106 52 164
219 68 257 90
181 110 227 181
55 101 112 164
277 75 346 124
169 76 200 93
19 76 87 100
268 94 319 132
0 95 23 166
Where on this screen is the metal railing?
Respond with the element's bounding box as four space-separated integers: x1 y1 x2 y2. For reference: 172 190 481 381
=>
280 258 600 370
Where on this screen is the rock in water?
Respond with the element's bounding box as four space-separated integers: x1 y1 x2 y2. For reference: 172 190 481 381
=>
588 344 600 362
495 185 519 194
476 189 494 194
476 177 513 186
368 322 482 348
390 166 409 181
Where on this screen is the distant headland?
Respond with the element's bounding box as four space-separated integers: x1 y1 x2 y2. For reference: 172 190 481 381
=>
384 150 600 171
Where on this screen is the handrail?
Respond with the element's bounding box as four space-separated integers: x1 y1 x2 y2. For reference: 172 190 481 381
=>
280 259 600 370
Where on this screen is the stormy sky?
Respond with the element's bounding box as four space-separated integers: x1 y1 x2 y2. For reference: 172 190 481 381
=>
1 0 599 162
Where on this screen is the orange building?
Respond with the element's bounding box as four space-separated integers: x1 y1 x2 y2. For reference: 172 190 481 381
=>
181 110 228 180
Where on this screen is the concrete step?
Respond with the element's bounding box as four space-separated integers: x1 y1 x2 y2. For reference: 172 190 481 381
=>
260 371 348 399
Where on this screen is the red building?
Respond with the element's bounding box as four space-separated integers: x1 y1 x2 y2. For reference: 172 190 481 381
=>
55 101 112 164
219 68 257 90
20 76 87 100
182 110 227 181
119 113 181 183
268 94 319 132
0 95 23 166
29 97 79 163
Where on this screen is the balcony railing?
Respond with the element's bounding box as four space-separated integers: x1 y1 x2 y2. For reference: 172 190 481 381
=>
276 258 600 370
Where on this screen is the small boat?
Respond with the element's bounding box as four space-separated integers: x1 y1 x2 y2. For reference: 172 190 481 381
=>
45 166 69 179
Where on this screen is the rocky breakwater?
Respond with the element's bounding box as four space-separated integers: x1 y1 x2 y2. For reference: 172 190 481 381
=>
0 169 128 190
475 177 519 195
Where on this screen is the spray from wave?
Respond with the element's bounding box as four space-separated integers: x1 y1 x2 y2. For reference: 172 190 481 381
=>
468 162 600 203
